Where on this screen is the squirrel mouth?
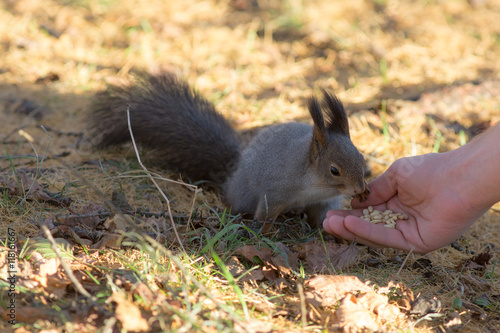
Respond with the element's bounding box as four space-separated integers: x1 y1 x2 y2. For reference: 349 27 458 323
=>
354 181 370 202
340 180 369 200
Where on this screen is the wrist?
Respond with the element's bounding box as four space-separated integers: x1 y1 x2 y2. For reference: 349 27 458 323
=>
445 124 500 211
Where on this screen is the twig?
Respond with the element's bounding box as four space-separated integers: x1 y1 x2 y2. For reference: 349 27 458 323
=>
297 282 307 332
55 211 112 220
135 208 189 219
396 247 414 278
115 170 199 189
126 105 188 253
186 187 201 233
2 125 30 143
41 125 83 137
39 219 101 307
0 155 39 159
17 129 41 176
18 124 248 330
124 107 248 327
64 165 248 330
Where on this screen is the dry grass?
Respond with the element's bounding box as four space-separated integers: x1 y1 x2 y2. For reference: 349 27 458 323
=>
1 0 500 332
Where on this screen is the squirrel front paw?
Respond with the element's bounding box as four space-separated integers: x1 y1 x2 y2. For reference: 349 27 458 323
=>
355 181 371 202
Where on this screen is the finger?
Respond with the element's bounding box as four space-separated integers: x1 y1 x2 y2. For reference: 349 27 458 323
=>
323 214 414 251
352 161 400 208
322 214 359 239
342 215 413 251
328 204 388 219
325 208 364 218
322 215 390 248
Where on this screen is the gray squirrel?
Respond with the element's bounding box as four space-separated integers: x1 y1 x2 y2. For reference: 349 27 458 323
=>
88 73 369 228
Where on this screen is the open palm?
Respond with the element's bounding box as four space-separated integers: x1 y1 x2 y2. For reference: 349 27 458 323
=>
323 154 486 253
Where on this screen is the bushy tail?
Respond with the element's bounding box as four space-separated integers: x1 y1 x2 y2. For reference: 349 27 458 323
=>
88 73 242 183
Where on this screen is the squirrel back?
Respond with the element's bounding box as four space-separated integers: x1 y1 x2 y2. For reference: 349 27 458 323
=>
88 74 242 182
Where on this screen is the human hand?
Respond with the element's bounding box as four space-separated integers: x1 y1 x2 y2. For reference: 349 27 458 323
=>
323 153 486 253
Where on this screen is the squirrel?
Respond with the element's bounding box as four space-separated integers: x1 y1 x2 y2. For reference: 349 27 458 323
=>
88 73 369 228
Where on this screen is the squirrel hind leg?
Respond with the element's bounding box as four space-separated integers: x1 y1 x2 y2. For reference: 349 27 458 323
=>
254 198 287 234
254 197 285 221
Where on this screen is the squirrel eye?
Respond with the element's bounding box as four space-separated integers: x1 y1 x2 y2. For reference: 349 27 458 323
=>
330 166 340 177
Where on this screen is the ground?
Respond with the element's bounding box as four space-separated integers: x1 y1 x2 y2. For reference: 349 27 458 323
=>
1 0 500 332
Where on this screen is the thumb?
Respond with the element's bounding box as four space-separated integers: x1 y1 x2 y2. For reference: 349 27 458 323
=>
352 160 399 208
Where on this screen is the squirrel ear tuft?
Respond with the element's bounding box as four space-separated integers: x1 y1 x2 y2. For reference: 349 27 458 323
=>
308 95 327 148
321 90 350 137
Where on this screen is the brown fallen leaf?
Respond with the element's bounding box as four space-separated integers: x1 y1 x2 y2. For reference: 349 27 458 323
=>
111 189 134 212
271 242 299 275
0 248 10 280
378 281 415 311
247 298 276 314
305 241 359 272
236 243 300 280
105 214 133 233
91 233 123 250
56 202 106 228
305 275 371 308
443 312 463 331
306 276 401 327
356 292 400 322
73 253 97 265
240 269 266 282
0 173 72 207
3 306 62 324
35 72 60 84
236 244 280 280
234 319 273 333
30 257 71 297
131 283 156 305
51 225 93 248
261 266 279 281
236 245 273 264
225 256 246 277
45 275 71 298
111 292 149 332
38 257 61 278
335 294 380 332
410 296 442 316
456 250 492 271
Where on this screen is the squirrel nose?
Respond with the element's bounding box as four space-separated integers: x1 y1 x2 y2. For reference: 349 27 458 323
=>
353 180 367 195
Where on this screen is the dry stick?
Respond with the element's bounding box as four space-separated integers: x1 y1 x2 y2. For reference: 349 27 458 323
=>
39 219 102 309
56 210 189 221
123 108 249 328
115 169 201 232
297 283 307 332
115 169 199 188
0 154 39 159
116 170 201 236
185 186 201 234
2 125 30 143
18 124 246 328
56 211 112 220
396 247 414 278
126 105 191 253
50 157 246 327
